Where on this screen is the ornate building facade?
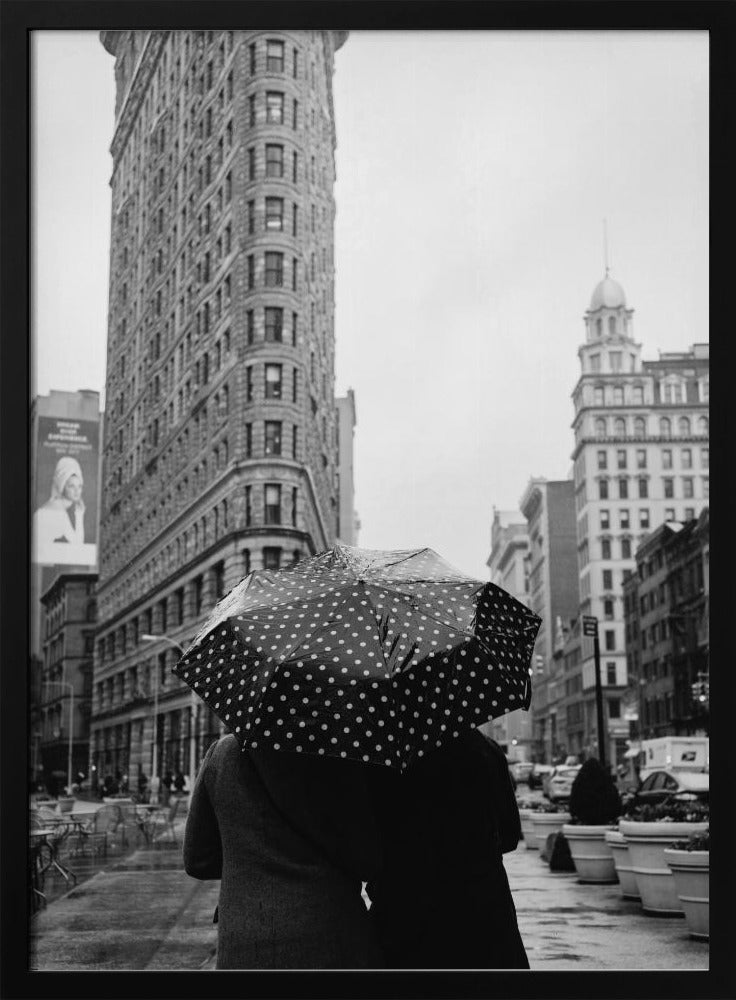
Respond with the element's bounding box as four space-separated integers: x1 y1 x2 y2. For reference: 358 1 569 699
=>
570 272 709 764
91 30 349 788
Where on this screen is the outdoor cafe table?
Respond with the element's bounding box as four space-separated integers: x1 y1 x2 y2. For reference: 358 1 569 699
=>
29 828 77 900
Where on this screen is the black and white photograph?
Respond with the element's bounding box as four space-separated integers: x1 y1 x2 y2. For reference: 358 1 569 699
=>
5 4 728 990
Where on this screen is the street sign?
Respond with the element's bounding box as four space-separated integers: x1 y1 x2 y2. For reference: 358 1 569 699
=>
582 615 599 637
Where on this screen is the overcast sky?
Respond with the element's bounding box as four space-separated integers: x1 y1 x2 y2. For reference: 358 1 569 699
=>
32 30 708 581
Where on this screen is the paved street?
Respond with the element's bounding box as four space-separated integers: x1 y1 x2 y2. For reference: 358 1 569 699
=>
30 810 707 972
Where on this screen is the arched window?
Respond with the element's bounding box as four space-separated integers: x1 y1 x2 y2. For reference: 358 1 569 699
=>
699 416 709 436
613 386 624 405
678 416 691 437
595 418 607 439
632 384 644 404
608 316 616 335
595 318 602 337
634 417 646 438
659 417 671 438
594 385 604 405
614 417 626 437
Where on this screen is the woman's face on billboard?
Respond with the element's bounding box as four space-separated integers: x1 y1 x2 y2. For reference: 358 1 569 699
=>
63 474 83 502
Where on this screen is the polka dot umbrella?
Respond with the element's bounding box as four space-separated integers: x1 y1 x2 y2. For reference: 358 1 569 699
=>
173 544 541 771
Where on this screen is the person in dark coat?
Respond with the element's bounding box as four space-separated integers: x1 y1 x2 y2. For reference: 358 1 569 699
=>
366 728 529 970
183 734 386 969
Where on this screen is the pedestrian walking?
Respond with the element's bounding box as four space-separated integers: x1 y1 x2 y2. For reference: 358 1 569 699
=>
366 728 529 969
184 735 386 969
174 770 186 795
177 544 540 970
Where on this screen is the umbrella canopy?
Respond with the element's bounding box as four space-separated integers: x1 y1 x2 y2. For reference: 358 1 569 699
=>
173 545 541 770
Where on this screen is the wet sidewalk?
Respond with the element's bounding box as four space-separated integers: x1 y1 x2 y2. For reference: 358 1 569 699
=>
31 829 708 971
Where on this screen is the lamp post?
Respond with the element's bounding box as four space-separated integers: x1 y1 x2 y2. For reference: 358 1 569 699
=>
141 633 197 798
583 615 607 771
44 680 74 795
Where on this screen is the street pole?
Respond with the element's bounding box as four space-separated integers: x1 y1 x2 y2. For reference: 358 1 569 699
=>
67 683 74 795
583 615 607 770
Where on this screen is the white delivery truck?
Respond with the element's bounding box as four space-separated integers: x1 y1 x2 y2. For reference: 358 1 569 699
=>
639 736 709 781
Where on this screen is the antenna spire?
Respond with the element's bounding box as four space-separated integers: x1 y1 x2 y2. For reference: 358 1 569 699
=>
603 219 610 277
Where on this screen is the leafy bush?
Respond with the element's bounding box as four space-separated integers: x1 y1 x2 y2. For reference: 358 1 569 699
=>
621 797 710 823
670 829 710 851
568 758 621 825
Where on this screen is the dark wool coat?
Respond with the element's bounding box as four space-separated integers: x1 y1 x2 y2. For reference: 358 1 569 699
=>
366 729 529 970
183 735 385 969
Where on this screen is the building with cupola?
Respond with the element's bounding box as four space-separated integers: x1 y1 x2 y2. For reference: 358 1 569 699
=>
568 271 709 764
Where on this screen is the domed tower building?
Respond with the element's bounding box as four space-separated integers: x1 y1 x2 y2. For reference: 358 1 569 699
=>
569 272 709 764
91 30 349 790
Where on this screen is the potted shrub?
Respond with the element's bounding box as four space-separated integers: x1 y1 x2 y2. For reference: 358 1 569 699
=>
562 758 621 884
530 801 571 852
517 798 544 849
619 797 709 915
664 829 709 940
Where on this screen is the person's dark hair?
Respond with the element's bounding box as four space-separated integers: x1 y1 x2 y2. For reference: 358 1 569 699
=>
568 758 621 824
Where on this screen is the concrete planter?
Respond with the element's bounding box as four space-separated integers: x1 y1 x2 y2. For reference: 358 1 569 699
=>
619 820 708 915
663 849 709 940
518 809 538 849
57 796 76 814
530 811 571 852
605 829 640 900
562 824 618 883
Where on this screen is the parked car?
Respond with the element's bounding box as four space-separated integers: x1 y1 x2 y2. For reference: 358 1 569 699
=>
510 761 534 785
528 763 553 790
628 769 709 809
544 765 582 802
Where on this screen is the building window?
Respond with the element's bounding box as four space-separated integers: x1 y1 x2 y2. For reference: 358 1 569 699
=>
613 385 624 404
265 143 284 178
292 98 298 129
265 197 284 231
663 478 674 499
262 546 281 570
265 363 282 399
602 569 613 590
601 539 611 560
636 449 647 469
264 421 282 456
634 417 646 438
665 507 675 521
248 93 256 127
246 365 253 402
603 599 614 620
604 630 616 651
247 310 254 345
599 480 609 500
266 91 284 124
605 665 617 690
594 385 604 405
700 447 709 468
639 509 650 529
590 354 601 374
264 484 281 524
248 146 255 180
684 507 695 521
264 307 283 342
614 417 626 436
678 416 691 437
249 42 256 75
662 449 673 470
245 422 252 457
681 448 692 469
620 509 630 529
660 417 671 438
698 416 709 436
292 486 298 527
621 538 632 559
266 39 284 72
633 385 644 404
292 424 298 459
608 697 621 718
247 255 254 289
682 477 694 499
245 485 252 526
618 478 629 499
638 477 648 498
617 449 627 470
292 367 298 402
600 509 610 530
247 200 255 234
597 450 607 470
265 252 284 287
595 418 606 438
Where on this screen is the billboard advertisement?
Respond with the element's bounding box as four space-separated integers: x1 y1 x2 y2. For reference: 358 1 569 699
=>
32 415 99 566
